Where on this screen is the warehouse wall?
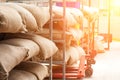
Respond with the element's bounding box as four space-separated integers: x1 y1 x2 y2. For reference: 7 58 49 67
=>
99 15 120 41
110 16 120 41
89 0 120 41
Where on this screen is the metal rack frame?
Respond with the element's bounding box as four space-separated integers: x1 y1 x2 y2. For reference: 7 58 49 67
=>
49 0 66 80
6 0 67 80
4 0 98 79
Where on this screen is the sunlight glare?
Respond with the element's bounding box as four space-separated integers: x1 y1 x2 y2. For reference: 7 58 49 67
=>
111 0 120 7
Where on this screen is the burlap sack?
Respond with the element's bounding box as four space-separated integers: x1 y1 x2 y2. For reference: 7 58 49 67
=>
0 44 28 80
0 6 27 33
18 3 50 30
67 8 83 28
67 46 85 65
68 28 83 41
35 28 65 39
94 40 105 53
52 6 78 30
67 46 80 65
36 28 72 38
52 46 85 65
80 5 98 22
0 3 38 32
75 46 86 57
4 33 58 60
35 28 73 48
52 49 71 64
15 61 49 80
0 38 40 60
9 70 38 80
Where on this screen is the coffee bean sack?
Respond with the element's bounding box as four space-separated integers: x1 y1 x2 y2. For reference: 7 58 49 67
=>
1 3 38 32
9 70 38 80
0 44 28 79
15 61 49 80
18 3 50 30
0 38 40 61
52 6 78 30
0 6 27 33
4 33 58 60
52 49 71 64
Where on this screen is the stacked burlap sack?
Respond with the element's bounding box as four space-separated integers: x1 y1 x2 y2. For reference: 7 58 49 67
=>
9 61 49 80
36 5 84 47
0 3 54 80
0 5 27 33
52 46 86 66
80 6 105 53
0 43 28 80
0 33 58 80
0 2 101 79
80 5 99 22
34 5 86 66
0 2 50 33
9 70 38 80
3 33 58 60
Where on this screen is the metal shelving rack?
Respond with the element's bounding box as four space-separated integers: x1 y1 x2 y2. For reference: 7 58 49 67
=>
5 0 97 79
5 0 66 80
49 0 66 80
19 0 66 80
52 0 95 79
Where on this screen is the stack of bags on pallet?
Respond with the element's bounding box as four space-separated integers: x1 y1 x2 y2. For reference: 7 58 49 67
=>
51 6 86 66
80 5 99 22
0 2 102 80
36 5 86 66
0 33 57 80
81 6 105 53
0 3 58 80
9 61 49 80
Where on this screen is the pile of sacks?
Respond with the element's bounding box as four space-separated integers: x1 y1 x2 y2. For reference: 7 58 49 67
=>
0 2 102 80
0 2 55 80
34 5 86 66
0 2 50 33
0 33 58 80
0 2 85 79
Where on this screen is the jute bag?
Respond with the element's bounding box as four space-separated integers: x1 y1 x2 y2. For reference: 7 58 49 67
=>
52 49 71 64
52 6 77 30
4 33 58 60
15 61 49 80
67 8 83 26
35 28 73 48
68 46 86 65
0 6 27 33
0 38 40 61
67 46 80 65
68 28 83 41
0 44 28 80
43 6 77 30
9 70 38 80
18 3 50 30
0 3 38 32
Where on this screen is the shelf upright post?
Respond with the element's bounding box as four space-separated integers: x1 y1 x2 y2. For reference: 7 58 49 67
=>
107 0 110 50
63 0 66 79
49 0 53 80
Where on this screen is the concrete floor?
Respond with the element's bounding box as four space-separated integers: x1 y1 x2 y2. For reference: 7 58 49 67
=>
45 41 120 80
83 41 120 80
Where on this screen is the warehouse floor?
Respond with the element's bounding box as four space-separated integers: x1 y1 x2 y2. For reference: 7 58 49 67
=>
83 41 120 80
44 41 120 80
